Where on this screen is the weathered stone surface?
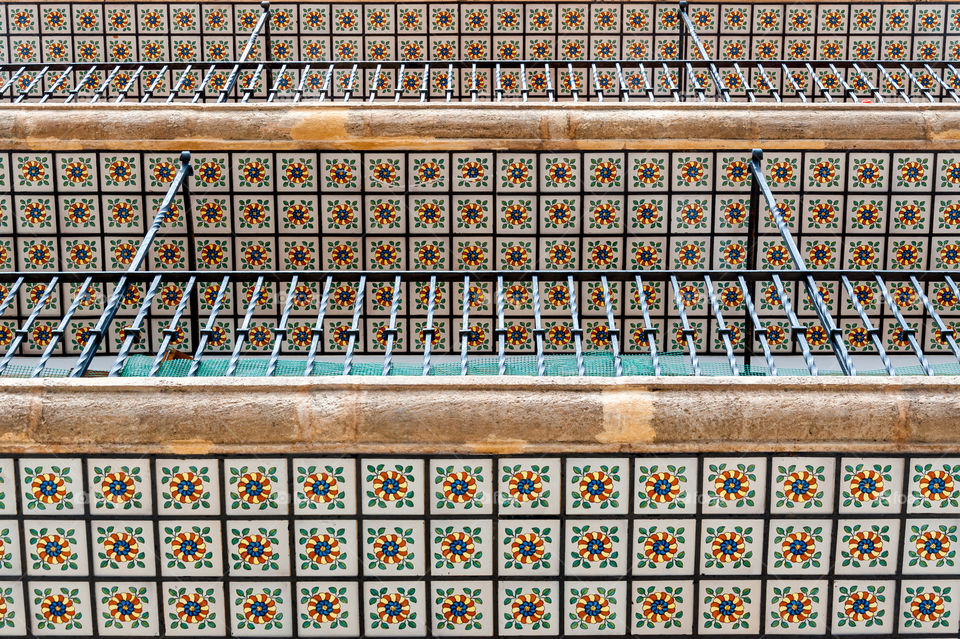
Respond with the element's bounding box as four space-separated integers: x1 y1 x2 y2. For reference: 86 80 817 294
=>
0 376 957 453
4 104 960 151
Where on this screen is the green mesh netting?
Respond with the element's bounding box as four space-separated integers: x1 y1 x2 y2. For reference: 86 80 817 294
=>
0 365 71 378
111 353 960 377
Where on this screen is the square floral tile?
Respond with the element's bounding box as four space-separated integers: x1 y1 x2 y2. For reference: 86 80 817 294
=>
702 457 767 514
361 458 424 515
499 457 560 514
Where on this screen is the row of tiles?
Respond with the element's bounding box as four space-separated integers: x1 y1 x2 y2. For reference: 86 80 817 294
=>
4 455 956 515
4 3 960 36
2 514 956 576
0 578 955 636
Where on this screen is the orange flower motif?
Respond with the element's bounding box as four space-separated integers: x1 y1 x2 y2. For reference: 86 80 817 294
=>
577 531 612 562
103 532 139 562
575 594 611 624
305 534 340 565
644 531 678 562
711 532 745 562
511 532 545 564
710 593 745 623
307 592 341 623
31 473 67 504
778 592 812 623
442 471 477 503
440 531 475 563
644 472 680 503
372 470 408 501
919 470 954 501
376 593 410 624
107 591 143 622
441 594 477 624
237 534 273 565
40 594 75 624
237 472 272 505
242 593 277 624
640 592 676 623
175 592 210 624
168 472 204 504
508 471 542 502
781 531 816 563
843 591 878 622
373 534 408 564
714 469 750 500
303 472 339 505
915 530 950 561
36 534 71 565
910 592 945 622
171 531 206 563
511 593 545 624
849 469 884 501
578 471 613 503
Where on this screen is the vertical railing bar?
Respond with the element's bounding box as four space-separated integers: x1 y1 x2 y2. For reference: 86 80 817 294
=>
303 275 333 375
342 275 366 376
901 63 934 103
750 149 855 375
638 62 655 102
875 274 933 375
828 62 859 103
63 65 98 104
494 63 504 102
771 273 818 376
31 277 91 377
165 63 194 103
661 62 680 102
318 63 334 102
567 275 585 376
923 63 959 102
459 275 471 376
219 0 271 103
496 275 506 376
190 64 219 104
737 275 777 376
393 63 406 102
520 62 529 102
291 63 311 103
382 274 402 377
704 275 739 376
599 275 622 377
13 65 49 103
755 63 781 102
733 63 756 102
89 65 122 103
910 275 960 366
670 275 701 375
852 62 884 103
149 276 197 377
469 63 478 102
840 275 896 376
531 275 546 377
368 63 382 102
781 62 808 102
678 1 729 102
634 275 661 376
71 152 193 377
544 62 555 102
115 64 145 103
0 67 27 96
265 275 299 377
590 63 603 102
225 276 265 376
187 274 230 377
266 63 289 102
422 275 437 375
239 62 266 103
684 61 706 101
41 66 74 103
444 63 454 103
567 62 578 102
0 276 59 377
876 62 910 102
108 274 163 376
419 63 430 102
805 62 833 102
614 62 630 102
342 63 358 102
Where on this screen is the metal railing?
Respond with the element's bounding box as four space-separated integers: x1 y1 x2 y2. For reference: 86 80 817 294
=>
3 2 960 104
0 150 958 377
4 58 960 104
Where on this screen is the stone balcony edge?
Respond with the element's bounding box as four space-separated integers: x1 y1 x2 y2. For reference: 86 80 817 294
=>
4 103 960 151
0 375 957 454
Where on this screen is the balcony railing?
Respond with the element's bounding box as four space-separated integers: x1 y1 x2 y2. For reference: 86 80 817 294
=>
1 150 958 378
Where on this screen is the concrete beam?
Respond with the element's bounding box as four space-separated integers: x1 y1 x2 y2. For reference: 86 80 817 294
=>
4 103 960 151
0 376 957 454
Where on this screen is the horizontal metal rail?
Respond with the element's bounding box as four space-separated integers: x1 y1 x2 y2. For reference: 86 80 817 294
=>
0 269 957 378
3 59 959 104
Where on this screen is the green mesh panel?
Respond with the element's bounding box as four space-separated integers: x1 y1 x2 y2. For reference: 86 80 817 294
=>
115 354 960 377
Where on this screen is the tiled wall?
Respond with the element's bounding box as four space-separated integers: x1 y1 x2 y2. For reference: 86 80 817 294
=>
0 454 954 635
2 2 960 65
1 149 959 357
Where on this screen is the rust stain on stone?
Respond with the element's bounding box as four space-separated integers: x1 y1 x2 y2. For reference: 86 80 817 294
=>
165 439 217 455
598 388 656 444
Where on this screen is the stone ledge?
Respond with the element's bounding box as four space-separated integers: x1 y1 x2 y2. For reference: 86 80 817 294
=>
0 375 957 454
4 103 960 151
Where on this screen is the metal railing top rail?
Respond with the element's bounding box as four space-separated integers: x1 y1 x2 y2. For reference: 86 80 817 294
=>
3 58 960 104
